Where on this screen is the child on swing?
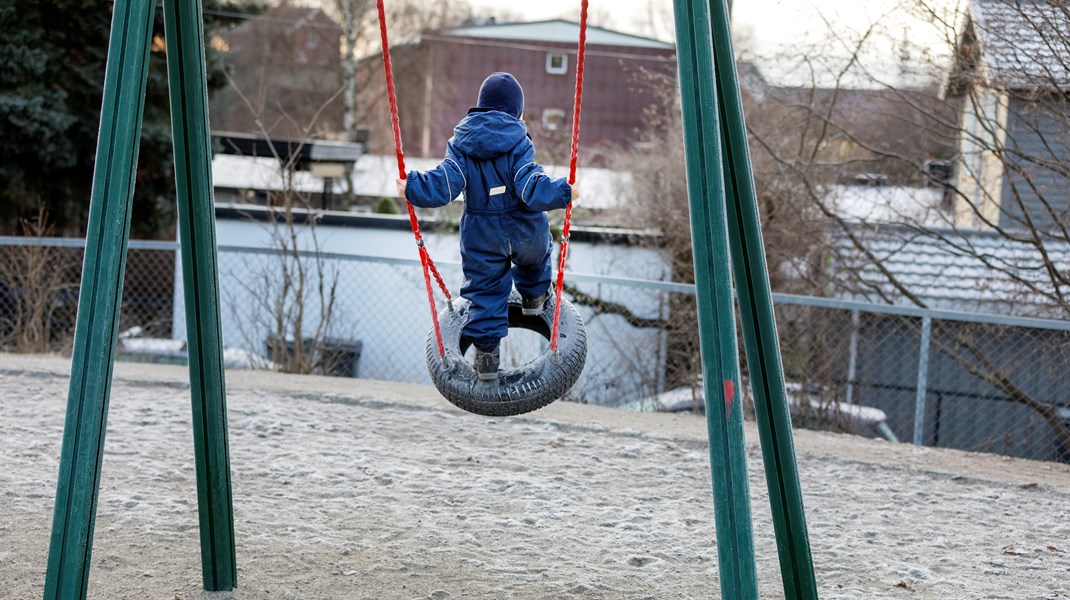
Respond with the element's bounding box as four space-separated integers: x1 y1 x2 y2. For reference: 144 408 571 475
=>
396 72 579 381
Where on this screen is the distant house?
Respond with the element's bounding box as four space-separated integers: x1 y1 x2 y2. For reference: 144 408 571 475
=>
209 7 344 140
748 85 957 188
946 0 1070 231
365 20 677 163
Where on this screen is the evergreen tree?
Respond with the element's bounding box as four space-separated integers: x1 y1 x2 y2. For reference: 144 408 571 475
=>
0 0 256 238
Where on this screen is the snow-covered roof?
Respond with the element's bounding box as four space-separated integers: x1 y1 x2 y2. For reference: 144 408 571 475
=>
212 153 630 211
213 154 325 194
970 0 1070 89
349 154 444 198
828 224 1070 315
441 20 674 50
827 185 948 227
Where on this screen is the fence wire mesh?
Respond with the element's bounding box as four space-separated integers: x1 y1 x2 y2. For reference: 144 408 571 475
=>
1 237 1068 463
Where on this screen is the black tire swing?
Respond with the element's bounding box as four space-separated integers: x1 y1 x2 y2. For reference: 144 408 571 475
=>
425 292 587 416
377 0 590 416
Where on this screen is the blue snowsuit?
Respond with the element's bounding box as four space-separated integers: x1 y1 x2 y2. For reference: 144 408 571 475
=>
404 110 572 351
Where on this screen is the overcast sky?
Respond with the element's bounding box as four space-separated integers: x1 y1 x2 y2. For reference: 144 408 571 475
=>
466 0 964 88
467 0 674 40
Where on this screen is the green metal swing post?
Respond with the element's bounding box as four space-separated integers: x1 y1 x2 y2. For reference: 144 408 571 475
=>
44 1 237 596
707 0 819 597
44 2 156 597
673 0 819 598
163 0 237 591
672 0 758 598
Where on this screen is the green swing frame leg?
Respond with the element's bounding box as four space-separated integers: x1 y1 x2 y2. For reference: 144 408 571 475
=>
673 0 758 597
709 0 819 596
163 0 238 591
673 0 819 598
44 0 237 597
43 2 157 597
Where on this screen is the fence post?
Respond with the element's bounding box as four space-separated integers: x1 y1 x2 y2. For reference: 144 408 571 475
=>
673 0 758 597
913 316 933 445
656 311 669 395
846 309 860 405
162 0 237 590
44 2 156 598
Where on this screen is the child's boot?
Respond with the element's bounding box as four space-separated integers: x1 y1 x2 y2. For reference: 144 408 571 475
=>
521 292 549 316
474 345 500 381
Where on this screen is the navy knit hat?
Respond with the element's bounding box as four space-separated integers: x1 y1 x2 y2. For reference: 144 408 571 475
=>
476 72 525 118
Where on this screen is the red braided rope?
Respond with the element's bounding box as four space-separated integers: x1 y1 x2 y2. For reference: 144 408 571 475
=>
377 0 449 357
550 0 588 352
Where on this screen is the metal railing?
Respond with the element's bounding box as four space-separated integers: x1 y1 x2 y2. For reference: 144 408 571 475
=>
2 235 1068 463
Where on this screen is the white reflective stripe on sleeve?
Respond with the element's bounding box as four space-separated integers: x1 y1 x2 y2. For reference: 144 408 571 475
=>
521 176 536 204
444 158 467 193
440 163 452 201
489 186 506 196
514 162 536 182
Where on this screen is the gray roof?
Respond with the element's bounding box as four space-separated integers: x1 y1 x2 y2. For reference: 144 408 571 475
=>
971 0 1070 89
441 20 674 50
828 225 1070 317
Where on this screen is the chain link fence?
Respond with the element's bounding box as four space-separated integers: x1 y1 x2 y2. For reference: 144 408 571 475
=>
2 236 1068 463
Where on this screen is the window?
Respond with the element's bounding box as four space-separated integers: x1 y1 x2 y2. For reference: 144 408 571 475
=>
546 52 568 75
542 109 566 131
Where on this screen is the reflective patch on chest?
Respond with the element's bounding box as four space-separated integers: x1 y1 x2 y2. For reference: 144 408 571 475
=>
489 185 506 196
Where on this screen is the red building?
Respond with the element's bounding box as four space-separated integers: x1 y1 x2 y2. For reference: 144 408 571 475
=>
210 7 344 140
371 20 677 165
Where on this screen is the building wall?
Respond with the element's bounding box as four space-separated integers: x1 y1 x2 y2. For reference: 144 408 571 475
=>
172 210 672 406
999 96 1070 231
953 88 1070 232
954 86 1007 229
410 36 676 163
210 8 344 139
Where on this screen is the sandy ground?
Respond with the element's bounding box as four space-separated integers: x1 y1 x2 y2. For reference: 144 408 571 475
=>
1 353 1068 600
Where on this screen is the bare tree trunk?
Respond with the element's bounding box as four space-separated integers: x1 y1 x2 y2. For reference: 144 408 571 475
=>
421 42 435 158
224 70 346 375
340 0 359 143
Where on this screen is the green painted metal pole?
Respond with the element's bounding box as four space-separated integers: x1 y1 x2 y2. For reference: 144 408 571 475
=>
672 1 758 598
43 2 156 598
162 0 238 591
708 0 819 597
